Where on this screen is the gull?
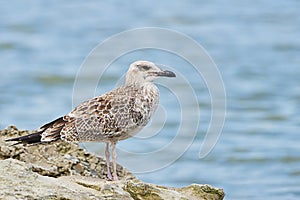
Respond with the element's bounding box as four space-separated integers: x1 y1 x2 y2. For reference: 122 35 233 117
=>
6 61 176 181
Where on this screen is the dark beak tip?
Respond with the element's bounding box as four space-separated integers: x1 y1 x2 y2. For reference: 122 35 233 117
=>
163 70 176 78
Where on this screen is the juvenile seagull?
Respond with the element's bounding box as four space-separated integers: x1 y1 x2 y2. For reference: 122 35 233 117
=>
6 61 176 181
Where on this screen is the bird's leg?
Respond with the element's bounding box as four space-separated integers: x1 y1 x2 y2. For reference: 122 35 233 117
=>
111 141 118 181
105 142 112 180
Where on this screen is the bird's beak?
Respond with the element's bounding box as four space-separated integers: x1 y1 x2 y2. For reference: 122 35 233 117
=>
155 70 176 77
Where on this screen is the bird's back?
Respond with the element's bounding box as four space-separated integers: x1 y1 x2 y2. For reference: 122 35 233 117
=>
47 83 160 143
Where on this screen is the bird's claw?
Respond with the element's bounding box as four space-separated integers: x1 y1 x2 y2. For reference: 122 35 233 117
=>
107 173 113 181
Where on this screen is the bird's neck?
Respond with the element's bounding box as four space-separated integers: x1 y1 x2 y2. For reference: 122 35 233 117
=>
125 77 153 88
125 80 158 98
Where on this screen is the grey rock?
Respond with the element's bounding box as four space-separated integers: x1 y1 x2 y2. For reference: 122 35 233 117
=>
0 126 225 200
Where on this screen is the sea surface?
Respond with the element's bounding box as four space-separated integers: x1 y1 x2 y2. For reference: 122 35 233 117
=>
1 1 300 199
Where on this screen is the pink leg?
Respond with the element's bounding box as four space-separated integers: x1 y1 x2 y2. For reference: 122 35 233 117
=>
111 141 118 181
105 142 112 180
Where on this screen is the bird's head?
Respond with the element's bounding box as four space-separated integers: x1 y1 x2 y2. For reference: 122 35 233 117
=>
125 61 176 86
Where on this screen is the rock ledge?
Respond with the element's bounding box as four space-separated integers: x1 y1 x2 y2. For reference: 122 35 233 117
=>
0 126 224 200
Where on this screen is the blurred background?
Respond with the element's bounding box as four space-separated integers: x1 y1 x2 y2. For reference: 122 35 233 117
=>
0 1 300 199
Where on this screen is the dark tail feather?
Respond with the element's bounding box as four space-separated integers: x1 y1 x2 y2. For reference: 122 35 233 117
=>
5 117 65 145
40 116 65 130
5 131 42 145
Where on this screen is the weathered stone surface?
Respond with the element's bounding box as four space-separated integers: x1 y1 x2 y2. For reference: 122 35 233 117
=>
0 126 225 200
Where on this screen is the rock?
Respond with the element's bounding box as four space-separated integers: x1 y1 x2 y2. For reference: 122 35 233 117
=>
124 180 224 200
0 126 225 200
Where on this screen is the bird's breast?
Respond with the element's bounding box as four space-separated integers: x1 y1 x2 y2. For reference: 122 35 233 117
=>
142 83 159 111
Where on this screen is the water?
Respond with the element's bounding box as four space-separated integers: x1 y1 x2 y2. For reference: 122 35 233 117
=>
1 1 300 199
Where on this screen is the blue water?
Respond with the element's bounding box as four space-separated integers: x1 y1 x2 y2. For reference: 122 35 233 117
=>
1 1 300 199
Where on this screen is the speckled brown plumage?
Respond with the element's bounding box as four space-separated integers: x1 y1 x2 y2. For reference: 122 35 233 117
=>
6 60 176 181
56 83 159 143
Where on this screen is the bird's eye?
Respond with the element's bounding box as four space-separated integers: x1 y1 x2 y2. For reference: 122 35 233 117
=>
141 65 151 70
